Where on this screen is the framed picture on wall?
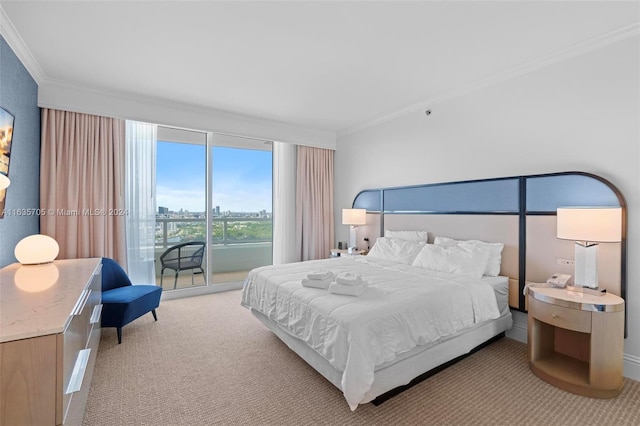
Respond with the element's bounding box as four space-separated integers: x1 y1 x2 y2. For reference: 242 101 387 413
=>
0 106 15 218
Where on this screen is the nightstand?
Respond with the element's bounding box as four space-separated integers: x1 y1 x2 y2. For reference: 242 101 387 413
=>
527 286 625 398
330 249 366 258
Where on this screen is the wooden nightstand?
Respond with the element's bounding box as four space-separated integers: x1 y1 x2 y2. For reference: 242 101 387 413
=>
527 286 625 398
330 249 366 258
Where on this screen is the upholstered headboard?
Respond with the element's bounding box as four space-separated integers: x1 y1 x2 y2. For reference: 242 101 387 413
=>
351 172 627 318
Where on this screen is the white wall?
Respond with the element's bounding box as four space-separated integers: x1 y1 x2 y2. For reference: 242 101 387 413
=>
335 36 640 378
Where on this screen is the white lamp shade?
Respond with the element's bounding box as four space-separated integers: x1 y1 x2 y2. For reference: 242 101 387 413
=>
0 173 9 190
557 207 622 243
342 208 366 226
14 263 59 292
14 234 60 265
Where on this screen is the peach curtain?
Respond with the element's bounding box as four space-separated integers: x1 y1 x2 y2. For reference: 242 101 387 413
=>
40 108 126 266
295 145 334 261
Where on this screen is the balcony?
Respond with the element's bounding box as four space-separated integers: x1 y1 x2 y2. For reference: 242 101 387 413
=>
154 217 272 291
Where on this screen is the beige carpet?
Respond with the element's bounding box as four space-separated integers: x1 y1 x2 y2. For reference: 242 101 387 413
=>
83 290 640 426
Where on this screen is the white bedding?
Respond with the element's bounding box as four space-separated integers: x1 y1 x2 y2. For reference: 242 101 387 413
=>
241 256 501 410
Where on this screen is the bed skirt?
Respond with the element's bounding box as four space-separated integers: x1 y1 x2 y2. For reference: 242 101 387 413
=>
250 308 513 407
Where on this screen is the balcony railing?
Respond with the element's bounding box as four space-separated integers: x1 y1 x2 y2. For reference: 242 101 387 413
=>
155 217 272 249
154 217 273 289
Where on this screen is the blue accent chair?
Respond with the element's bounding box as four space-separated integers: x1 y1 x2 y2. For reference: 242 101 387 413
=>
101 258 162 344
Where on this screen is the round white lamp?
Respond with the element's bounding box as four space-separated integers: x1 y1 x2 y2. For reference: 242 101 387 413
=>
14 234 60 265
0 173 9 190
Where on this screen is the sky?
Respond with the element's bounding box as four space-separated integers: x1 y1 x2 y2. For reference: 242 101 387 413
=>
155 142 272 213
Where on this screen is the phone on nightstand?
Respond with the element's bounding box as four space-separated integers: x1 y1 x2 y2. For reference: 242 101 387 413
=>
547 273 571 287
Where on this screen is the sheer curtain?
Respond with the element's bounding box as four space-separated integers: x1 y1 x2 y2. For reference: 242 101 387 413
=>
125 121 157 284
272 141 298 264
40 108 126 265
295 146 335 261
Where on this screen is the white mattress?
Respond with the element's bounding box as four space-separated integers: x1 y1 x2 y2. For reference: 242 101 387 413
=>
241 256 505 410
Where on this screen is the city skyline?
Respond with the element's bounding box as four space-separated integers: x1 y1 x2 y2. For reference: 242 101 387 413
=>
156 142 272 213
157 205 272 216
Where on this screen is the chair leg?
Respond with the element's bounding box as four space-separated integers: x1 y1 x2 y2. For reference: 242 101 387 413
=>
151 309 158 321
117 327 122 344
174 272 179 289
160 268 165 287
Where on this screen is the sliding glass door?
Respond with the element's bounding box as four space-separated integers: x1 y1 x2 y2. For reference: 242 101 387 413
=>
210 135 273 284
155 130 207 290
153 128 272 291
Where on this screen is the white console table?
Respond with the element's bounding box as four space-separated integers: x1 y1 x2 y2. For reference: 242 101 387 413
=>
0 258 102 425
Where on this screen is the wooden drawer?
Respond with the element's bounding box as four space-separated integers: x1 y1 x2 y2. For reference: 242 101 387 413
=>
61 262 102 425
63 322 101 426
87 266 103 346
0 335 58 426
529 296 591 333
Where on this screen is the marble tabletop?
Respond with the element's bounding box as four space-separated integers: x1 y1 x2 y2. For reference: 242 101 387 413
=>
528 285 624 313
0 258 101 343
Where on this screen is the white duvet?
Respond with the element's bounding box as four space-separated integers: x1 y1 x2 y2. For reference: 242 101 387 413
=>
241 256 500 410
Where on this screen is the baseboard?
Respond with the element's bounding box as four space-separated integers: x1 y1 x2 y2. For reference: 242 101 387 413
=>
624 354 640 381
506 310 527 343
509 309 640 381
160 281 243 301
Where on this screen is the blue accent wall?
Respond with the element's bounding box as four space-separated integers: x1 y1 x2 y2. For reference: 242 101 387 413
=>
0 35 40 267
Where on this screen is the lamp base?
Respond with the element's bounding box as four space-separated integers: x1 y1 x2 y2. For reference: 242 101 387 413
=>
349 226 358 250
574 242 598 288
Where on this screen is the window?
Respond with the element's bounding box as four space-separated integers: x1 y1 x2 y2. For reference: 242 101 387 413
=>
154 128 272 290
211 145 273 283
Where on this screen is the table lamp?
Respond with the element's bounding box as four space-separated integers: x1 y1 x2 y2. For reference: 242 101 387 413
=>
342 208 366 250
0 173 9 190
556 207 622 291
14 234 60 265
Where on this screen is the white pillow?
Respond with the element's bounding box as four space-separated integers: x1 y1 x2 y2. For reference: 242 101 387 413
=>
433 236 504 277
384 230 429 242
366 237 426 265
411 244 491 279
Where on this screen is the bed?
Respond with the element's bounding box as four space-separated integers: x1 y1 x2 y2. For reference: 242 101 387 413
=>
241 171 626 410
241 237 513 410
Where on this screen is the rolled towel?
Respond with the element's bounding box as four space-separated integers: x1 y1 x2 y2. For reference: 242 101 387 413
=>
329 281 368 297
302 277 332 289
307 270 334 280
335 271 363 286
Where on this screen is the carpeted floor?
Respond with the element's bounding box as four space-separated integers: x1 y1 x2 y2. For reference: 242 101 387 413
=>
83 290 640 426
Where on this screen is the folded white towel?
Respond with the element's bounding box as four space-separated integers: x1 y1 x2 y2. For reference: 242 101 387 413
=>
302 277 332 289
335 271 363 286
328 281 368 297
307 270 334 280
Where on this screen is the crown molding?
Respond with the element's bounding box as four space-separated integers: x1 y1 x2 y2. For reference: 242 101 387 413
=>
38 79 337 149
339 22 640 137
0 4 46 84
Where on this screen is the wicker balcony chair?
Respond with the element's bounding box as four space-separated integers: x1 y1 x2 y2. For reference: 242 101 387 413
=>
159 241 206 289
